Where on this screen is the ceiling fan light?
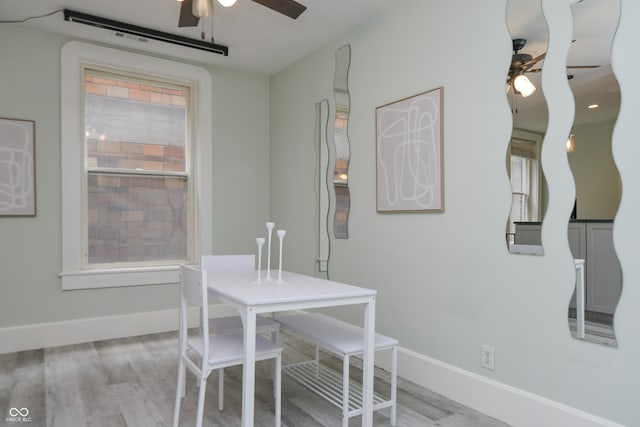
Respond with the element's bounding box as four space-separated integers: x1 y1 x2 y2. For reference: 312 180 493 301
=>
566 134 576 153
217 0 237 6
193 0 214 17
514 74 536 97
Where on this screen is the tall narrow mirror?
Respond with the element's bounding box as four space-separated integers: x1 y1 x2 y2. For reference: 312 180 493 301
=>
505 0 549 255
333 44 351 239
566 0 621 346
315 100 330 278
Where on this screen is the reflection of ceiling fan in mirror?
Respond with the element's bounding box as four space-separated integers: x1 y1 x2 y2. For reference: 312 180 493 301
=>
507 38 600 97
178 0 307 28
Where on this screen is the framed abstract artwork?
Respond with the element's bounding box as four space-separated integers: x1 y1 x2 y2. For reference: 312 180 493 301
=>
0 117 36 216
376 87 444 212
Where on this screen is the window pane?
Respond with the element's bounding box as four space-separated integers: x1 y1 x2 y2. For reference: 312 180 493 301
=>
511 193 529 223
510 156 528 194
85 72 187 173
87 173 189 264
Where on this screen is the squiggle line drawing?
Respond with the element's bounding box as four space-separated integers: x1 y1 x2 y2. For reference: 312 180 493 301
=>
0 121 34 212
377 93 441 210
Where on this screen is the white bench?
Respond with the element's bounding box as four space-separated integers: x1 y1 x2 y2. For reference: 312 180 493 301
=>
278 312 398 426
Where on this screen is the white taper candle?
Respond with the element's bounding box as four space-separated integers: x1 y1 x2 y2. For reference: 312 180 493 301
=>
266 222 275 281
256 237 265 282
277 229 286 282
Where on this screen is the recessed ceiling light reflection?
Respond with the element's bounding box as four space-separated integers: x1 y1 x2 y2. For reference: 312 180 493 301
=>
588 104 599 109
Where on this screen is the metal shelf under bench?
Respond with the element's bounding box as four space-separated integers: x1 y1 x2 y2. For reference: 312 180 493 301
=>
278 312 398 426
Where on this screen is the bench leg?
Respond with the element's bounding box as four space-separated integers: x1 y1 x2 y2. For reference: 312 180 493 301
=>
342 355 349 427
391 346 397 426
275 353 282 427
272 328 280 396
218 367 224 411
314 345 321 379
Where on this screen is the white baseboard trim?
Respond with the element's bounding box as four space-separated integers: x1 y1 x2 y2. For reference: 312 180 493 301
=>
0 304 238 355
376 346 623 427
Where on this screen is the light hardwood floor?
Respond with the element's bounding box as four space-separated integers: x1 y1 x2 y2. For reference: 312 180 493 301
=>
1 331 510 426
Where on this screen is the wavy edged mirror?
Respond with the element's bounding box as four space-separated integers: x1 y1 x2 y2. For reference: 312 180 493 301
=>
314 99 330 278
333 44 351 239
566 0 621 347
505 0 549 256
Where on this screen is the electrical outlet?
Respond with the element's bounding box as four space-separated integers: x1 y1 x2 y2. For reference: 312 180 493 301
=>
481 344 495 371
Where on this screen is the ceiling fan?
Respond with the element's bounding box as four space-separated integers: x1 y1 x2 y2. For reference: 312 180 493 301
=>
178 0 307 28
507 38 600 97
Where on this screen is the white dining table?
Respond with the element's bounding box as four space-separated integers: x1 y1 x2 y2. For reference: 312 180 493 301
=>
207 270 377 427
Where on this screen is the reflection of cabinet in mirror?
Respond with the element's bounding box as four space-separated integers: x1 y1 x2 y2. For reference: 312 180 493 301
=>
514 221 542 245
568 221 621 320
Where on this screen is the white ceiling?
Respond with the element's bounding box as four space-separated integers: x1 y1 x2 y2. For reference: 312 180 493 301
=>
1 0 620 132
0 0 390 75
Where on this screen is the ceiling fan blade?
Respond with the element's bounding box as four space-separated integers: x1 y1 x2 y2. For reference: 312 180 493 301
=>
252 0 307 19
178 0 200 27
567 65 601 69
522 52 546 69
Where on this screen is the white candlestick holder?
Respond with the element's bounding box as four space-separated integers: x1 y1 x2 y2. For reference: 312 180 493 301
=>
256 237 265 282
266 222 275 281
277 229 286 282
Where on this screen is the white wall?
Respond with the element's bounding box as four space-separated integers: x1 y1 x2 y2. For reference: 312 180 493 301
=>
270 0 640 425
0 27 271 327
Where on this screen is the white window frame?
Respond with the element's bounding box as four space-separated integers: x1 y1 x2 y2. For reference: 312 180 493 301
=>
60 41 212 290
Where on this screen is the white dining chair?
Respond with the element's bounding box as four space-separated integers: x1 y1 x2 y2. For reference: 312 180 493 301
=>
173 264 282 427
201 254 281 339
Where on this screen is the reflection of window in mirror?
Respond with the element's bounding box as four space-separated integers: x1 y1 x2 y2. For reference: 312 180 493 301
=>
506 130 543 248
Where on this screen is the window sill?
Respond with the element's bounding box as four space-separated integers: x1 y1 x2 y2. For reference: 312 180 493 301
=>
59 266 180 290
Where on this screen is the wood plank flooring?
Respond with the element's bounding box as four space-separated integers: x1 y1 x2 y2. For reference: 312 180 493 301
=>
1 331 510 426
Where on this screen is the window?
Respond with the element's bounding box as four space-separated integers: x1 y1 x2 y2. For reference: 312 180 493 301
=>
507 132 542 246
84 69 191 266
61 42 212 290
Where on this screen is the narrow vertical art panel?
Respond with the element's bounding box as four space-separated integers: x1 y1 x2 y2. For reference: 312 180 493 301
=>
0 118 36 216
376 87 444 212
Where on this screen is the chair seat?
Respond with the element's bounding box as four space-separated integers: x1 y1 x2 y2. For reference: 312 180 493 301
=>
209 315 280 335
278 313 398 356
188 334 281 365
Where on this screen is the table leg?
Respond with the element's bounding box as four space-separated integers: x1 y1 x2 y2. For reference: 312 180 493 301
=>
240 307 257 427
361 296 376 426
575 262 586 339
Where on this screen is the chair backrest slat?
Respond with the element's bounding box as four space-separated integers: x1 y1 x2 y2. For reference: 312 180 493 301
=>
201 254 254 272
181 264 207 307
179 264 210 362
